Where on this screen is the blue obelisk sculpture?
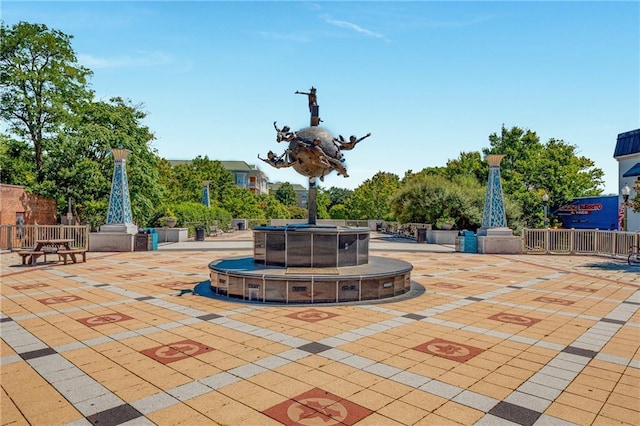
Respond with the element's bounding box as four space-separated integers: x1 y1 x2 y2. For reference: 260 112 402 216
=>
481 154 507 228
202 180 211 207
476 154 521 253
100 148 138 234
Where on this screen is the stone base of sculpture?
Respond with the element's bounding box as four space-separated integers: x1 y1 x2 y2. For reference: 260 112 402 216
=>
206 225 413 304
89 232 135 252
477 233 523 254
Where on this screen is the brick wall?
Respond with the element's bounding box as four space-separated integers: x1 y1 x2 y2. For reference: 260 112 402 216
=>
0 184 57 225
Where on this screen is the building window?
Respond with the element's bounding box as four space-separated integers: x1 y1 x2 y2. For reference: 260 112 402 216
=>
236 173 248 188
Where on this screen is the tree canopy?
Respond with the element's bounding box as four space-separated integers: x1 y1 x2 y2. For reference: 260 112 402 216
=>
1 22 93 183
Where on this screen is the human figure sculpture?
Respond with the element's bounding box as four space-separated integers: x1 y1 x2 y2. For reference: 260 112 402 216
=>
334 132 371 151
298 139 349 178
295 87 317 112
273 121 296 142
258 150 296 169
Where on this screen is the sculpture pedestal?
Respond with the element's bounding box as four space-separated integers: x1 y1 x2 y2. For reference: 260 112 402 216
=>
477 228 522 254
89 223 138 252
89 232 135 252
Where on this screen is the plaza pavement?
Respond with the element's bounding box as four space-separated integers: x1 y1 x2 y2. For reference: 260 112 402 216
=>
1 230 639 426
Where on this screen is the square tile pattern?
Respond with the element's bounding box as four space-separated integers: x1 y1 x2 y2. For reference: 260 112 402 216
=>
2 234 639 426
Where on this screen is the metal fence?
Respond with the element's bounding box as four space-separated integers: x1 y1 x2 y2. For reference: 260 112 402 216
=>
0 225 89 250
523 228 639 258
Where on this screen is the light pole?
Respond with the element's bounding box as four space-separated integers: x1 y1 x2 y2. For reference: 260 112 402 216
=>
621 184 631 232
542 192 549 228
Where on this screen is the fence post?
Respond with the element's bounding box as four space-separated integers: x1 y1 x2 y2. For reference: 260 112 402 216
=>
544 228 550 254
570 229 575 254
7 225 12 250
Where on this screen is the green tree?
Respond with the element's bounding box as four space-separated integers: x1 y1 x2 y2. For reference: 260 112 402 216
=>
329 204 347 220
44 97 162 227
345 171 400 220
167 156 234 204
256 193 289 219
222 185 264 219
485 125 604 227
444 151 487 183
0 134 35 185
274 182 297 206
316 189 330 219
325 186 353 209
1 22 93 183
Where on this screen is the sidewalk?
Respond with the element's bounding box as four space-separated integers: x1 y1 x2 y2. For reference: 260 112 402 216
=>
1 233 638 425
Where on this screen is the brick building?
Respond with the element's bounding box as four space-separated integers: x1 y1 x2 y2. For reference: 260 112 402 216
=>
0 184 57 226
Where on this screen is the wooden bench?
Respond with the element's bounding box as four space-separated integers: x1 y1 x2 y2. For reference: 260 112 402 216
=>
17 251 46 266
57 249 87 265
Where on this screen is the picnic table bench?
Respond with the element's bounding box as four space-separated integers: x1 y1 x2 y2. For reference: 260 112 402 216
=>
16 239 87 266
18 250 47 266
57 248 87 265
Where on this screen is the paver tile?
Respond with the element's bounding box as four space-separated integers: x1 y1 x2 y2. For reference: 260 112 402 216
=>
2 238 639 425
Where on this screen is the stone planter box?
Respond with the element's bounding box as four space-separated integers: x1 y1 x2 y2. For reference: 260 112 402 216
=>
154 227 188 243
427 230 458 245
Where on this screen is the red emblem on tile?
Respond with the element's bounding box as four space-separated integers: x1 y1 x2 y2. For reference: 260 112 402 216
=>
534 296 575 305
39 295 83 304
156 281 193 289
286 310 338 323
563 285 596 293
116 273 146 279
85 266 113 271
414 338 483 362
12 283 49 290
263 388 372 425
141 340 213 364
472 274 500 280
78 313 134 327
489 312 541 326
432 282 464 289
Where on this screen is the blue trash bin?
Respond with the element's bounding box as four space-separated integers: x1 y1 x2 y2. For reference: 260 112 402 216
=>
460 230 477 253
147 228 158 250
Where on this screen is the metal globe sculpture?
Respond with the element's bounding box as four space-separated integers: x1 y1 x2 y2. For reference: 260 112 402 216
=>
258 87 370 223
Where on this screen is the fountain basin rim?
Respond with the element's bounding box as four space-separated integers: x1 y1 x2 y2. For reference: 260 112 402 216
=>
209 255 412 280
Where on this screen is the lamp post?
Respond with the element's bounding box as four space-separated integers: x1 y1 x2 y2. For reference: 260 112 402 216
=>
542 192 549 228
621 184 631 232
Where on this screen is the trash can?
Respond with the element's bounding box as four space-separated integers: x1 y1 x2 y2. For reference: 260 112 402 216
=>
135 230 151 251
147 228 158 250
195 226 205 241
457 230 477 253
417 228 427 243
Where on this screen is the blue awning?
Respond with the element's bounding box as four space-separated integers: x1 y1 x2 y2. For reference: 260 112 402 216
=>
623 162 640 177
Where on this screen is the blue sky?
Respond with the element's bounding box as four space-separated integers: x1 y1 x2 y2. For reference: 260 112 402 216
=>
3 1 639 194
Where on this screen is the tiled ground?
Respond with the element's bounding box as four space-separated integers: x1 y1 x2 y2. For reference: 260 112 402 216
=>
1 232 639 425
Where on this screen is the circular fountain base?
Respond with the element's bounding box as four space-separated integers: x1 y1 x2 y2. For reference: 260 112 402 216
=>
208 255 412 304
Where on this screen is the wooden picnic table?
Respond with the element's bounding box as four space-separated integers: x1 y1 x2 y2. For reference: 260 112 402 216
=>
18 239 87 266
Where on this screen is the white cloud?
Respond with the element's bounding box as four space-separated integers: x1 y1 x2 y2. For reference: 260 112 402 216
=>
322 16 387 40
77 51 172 69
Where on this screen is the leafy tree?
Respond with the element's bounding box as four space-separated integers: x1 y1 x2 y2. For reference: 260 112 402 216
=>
345 171 400 220
256 193 289 219
316 189 330 219
167 156 234 204
444 151 487 183
274 182 297 206
329 204 347 220
0 22 93 183
325 186 353 209
485 125 604 227
0 134 35 185
222 185 264 219
43 97 162 226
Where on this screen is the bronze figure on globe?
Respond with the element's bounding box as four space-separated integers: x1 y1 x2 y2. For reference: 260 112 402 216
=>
205 87 412 304
260 87 371 224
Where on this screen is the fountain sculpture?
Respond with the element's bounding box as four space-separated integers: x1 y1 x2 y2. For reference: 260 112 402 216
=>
206 88 412 303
